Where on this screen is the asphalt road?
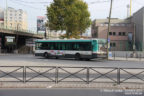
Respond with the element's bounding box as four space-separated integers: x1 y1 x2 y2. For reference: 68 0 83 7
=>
0 54 144 68
0 88 143 96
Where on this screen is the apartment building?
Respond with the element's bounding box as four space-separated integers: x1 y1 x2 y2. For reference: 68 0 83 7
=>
91 18 134 51
4 7 28 30
0 8 4 28
131 7 144 51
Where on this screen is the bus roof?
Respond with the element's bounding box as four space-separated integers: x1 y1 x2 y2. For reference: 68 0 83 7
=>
35 38 106 42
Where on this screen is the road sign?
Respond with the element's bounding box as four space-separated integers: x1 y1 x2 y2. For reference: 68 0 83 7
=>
108 38 110 42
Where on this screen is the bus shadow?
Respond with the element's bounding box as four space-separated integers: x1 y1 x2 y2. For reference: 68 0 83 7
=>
35 57 107 62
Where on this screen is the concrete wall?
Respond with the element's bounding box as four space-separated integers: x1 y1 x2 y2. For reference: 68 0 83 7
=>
132 7 144 51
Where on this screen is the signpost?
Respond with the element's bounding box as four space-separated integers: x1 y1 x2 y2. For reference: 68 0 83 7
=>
37 16 46 38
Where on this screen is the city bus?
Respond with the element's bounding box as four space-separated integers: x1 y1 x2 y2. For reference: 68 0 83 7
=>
35 39 107 60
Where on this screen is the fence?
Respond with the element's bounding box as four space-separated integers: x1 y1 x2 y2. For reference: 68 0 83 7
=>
0 66 144 84
110 51 144 60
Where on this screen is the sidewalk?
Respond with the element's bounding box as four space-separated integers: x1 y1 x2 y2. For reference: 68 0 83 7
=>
109 57 144 61
0 82 144 89
0 53 33 56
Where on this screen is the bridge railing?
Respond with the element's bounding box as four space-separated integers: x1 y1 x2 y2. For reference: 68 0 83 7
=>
0 66 144 84
0 26 37 35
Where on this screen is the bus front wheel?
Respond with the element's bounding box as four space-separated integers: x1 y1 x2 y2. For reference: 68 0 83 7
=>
75 53 81 60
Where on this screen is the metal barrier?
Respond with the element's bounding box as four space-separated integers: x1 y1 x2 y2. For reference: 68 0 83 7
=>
0 66 24 82
111 51 144 61
0 66 144 84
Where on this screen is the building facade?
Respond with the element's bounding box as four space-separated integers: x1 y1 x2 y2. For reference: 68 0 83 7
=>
0 8 4 28
131 7 144 51
4 7 28 30
91 18 134 51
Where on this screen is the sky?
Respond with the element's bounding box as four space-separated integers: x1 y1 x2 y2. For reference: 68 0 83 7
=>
0 0 144 32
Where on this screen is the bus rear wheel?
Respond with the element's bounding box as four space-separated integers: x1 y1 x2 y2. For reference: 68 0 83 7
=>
44 52 49 58
75 53 81 60
85 58 90 61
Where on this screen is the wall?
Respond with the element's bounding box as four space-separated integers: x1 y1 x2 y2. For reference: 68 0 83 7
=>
132 7 144 51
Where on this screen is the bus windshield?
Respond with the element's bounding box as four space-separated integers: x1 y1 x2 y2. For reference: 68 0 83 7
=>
92 39 107 52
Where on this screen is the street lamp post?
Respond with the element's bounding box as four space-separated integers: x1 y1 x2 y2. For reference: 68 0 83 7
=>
107 0 113 60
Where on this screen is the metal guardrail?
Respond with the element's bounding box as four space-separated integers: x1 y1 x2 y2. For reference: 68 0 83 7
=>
111 51 144 61
0 26 36 34
0 66 144 84
0 27 44 37
0 66 24 82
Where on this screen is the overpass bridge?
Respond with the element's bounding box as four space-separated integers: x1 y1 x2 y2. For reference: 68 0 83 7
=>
0 27 44 53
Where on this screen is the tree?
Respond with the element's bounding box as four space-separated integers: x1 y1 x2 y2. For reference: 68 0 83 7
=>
46 0 91 38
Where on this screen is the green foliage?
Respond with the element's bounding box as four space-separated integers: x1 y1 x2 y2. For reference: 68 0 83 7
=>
47 0 91 38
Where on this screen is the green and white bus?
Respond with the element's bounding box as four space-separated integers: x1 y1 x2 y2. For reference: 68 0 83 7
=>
35 39 107 60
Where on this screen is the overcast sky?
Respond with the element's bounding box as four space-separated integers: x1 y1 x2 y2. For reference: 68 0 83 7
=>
0 0 144 31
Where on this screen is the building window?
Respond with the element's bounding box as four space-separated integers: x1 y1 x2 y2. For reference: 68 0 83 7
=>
121 24 126 26
113 32 116 36
110 42 116 47
115 24 119 26
10 23 12 27
122 32 126 36
119 32 122 36
110 43 112 46
109 32 112 35
105 24 108 26
113 43 116 47
100 24 103 26
111 24 114 26
127 24 131 27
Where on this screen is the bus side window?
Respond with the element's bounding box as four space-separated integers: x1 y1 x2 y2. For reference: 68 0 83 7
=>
55 42 58 50
62 43 65 50
72 43 76 50
50 42 54 50
75 42 79 50
47 43 50 50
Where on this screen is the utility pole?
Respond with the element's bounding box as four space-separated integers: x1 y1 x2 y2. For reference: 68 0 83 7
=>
107 0 113 60
130 0 132 16
133 23 136 51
